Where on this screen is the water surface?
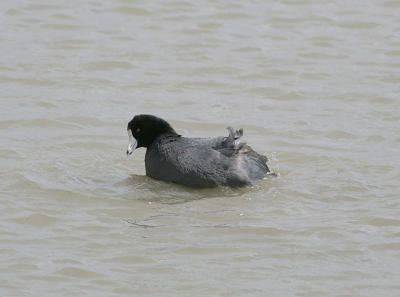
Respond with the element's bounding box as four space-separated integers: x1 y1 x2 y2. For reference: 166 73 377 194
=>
1 0 400 296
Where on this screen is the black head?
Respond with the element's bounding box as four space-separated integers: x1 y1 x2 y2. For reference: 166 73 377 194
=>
126 114 177 154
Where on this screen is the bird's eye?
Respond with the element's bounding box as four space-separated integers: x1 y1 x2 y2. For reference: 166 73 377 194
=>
136 128 141 133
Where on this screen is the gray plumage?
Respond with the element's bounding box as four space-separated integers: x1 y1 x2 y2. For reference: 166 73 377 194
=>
127 114 274 188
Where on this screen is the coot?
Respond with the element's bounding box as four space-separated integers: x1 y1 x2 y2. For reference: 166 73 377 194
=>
126 114 275 188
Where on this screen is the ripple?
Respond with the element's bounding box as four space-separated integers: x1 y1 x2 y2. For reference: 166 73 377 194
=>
369 242 400 251
362 217 400 227
10 213 61 227
381 1 400 7
56 267 103 278
340 22 379 29
0 149 20 159
0 75 56 86
325 130 355 140
82 61 134 71
41 23 87 31
104 255 154 264
24 4 65 10
113 6 151 16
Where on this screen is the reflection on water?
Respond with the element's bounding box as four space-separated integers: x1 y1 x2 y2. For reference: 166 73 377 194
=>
1 0 400 296
123 174 257 204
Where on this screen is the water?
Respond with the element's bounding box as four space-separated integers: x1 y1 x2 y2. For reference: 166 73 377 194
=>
1 0 400 296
